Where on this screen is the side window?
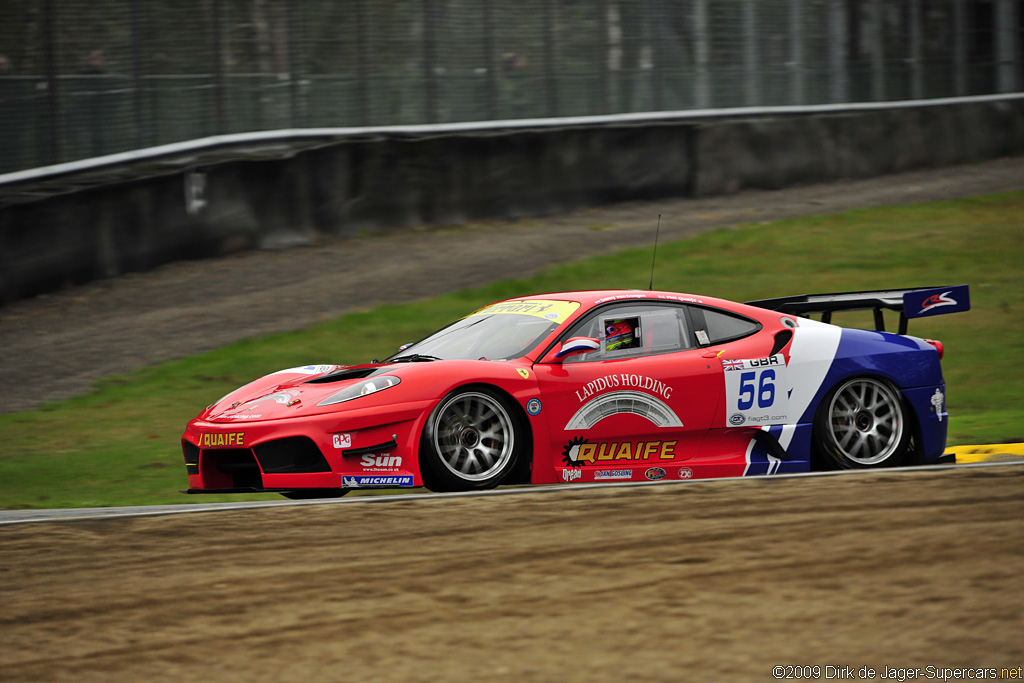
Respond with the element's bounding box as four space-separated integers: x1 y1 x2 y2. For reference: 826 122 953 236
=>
563 303 692 363
602 316 642 353
692 307 761 345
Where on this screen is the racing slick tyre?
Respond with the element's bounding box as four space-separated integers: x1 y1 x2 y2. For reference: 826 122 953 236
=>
813 376 910 470
420 387 525 492
280 489 350 500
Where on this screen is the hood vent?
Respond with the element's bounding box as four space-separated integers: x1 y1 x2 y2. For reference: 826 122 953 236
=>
304 367 379 384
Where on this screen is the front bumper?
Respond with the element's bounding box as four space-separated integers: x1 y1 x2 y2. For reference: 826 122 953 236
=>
181 400 431 493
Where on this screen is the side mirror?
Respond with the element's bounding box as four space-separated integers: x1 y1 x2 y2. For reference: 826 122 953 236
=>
551 337 600 363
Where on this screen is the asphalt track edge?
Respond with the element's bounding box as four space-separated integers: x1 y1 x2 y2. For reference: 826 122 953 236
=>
2 448 1022 526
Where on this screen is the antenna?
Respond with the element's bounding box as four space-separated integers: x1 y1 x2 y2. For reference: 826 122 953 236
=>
648 214 661 291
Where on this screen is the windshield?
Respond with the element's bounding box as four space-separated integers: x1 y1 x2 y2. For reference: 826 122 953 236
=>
388 300 580 362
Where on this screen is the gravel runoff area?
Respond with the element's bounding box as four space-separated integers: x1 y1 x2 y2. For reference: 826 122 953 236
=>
2 156 1022 414
1 465 1021 680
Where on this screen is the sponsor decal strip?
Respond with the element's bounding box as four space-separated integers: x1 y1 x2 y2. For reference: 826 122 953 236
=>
594 469 632 481
931 388 945 422
574 374 673 402
470 300 580 321
566 391 683 430
342 475 414 488
359 454 403 472
199 432 245 447
563 437 677 467
561 469 582 483
645 467 666 481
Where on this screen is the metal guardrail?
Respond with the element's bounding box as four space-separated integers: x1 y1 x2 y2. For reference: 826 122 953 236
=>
3 92 1023 196
0 0 1019 176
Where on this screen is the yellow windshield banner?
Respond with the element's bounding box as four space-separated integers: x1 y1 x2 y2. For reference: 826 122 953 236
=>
470 300 580 321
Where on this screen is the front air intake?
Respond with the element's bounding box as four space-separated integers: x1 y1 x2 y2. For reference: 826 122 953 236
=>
253 437 331 473
182 440 200 475
207 448 263 489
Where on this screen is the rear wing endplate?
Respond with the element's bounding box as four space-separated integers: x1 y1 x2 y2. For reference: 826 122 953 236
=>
745 285 970 334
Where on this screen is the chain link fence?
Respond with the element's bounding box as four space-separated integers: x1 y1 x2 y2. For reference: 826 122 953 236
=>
0 0 1021 175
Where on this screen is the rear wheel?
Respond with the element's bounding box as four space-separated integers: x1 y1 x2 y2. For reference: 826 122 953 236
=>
420 387 523 492
814 377 909 469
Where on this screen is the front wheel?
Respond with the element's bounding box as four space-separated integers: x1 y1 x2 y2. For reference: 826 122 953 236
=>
814 377 910 469
420 387 524 492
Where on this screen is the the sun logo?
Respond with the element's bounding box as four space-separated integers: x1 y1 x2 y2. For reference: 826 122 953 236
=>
562 436 588 468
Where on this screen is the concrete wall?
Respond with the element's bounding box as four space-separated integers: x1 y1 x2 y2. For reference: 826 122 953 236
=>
2 99 1023 303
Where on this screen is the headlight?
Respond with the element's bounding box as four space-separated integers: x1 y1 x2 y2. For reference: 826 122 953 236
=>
317 376 402 406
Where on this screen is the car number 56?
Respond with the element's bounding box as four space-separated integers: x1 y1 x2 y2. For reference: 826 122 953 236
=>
724 355 790 424
737 369 776 410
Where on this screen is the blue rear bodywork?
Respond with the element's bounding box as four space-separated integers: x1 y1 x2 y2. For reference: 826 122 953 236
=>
809 328 947 462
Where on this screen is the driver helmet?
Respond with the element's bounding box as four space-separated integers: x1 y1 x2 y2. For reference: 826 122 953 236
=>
605 320 635 351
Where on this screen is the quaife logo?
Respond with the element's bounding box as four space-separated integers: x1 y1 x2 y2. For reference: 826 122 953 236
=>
562 437 677 467
199 432 244 447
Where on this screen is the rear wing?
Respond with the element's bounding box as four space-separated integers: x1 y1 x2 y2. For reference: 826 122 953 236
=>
745 285 970 334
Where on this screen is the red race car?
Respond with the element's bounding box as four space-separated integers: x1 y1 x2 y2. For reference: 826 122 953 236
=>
182 286 969 498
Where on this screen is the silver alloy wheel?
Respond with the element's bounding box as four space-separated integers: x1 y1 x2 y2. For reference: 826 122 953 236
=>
432 391 515 482
826 378 904 466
